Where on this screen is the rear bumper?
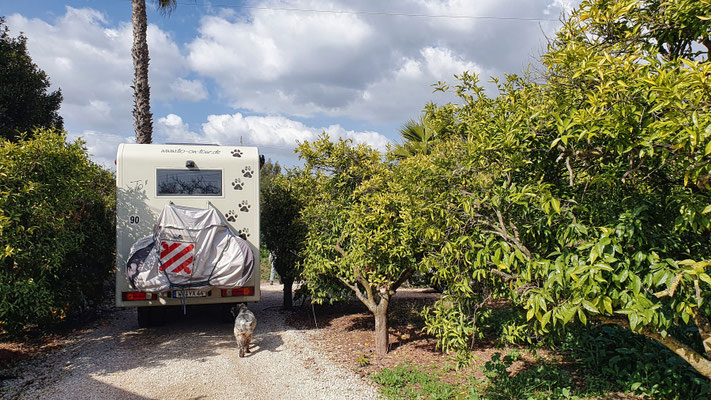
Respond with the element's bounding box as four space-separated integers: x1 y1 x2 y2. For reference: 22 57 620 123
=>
115 288 260 307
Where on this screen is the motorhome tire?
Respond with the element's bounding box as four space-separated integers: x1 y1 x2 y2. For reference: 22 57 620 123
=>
220 303 235 323
137 307 151 328
137 307 166 328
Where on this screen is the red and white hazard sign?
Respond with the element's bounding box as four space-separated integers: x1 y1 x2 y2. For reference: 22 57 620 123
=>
160 241 195 275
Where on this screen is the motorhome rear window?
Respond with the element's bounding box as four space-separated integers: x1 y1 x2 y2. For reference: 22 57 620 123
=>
156 169 222 196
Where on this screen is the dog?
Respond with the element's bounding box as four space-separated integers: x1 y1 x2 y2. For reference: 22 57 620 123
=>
232 304 257 357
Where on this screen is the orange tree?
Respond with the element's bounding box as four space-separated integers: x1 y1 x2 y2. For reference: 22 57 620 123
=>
296 135 426 354
411 0 711 379
0 129 114 333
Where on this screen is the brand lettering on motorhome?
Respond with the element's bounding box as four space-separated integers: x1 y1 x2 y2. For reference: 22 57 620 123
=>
160 148 221 155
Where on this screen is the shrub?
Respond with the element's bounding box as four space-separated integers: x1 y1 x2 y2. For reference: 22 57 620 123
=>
477 351 582 400
563 325 711 400
0 129 115 334
412 0 711 378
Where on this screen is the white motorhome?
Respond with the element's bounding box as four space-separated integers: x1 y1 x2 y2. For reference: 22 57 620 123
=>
115 143 260 326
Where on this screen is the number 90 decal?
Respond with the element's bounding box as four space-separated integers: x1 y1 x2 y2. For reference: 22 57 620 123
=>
129 216 140 224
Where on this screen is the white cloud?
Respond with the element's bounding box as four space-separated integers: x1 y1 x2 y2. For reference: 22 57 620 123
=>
66 130 134 169
344 46 490 122
169 78 209 101
545 0 576 16
4 0 583 168
155 113 391 166
7 7 207 136
421 47 478 78
155 114 203 143
186 0 577 123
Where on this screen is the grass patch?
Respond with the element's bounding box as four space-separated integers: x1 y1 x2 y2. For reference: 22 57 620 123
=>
372 351 609 400
308 296 711 400
371 364 461 400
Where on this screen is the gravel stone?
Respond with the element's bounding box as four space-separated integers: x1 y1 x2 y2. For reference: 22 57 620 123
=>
1 285 381 400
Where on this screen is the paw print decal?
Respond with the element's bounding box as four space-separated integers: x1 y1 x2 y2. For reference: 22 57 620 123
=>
225 210 237 222
239 200 251 212
242 166 253 178
237 228 250 239
231 178 244 190
231 149 243 158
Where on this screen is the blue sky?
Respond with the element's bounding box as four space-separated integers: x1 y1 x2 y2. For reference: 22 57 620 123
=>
1 0 576 167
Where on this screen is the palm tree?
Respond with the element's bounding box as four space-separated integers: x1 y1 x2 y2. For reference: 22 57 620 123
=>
132 0 176 144
390 117 437 159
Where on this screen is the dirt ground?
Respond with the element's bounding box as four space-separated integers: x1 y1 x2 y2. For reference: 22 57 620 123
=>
286 288 495 383
0 283 379 400
0 308 112 376
285 287 643 399
0 284 644 399
0 286 504 397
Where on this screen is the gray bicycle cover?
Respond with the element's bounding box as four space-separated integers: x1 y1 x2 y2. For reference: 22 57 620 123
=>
126 204 254 292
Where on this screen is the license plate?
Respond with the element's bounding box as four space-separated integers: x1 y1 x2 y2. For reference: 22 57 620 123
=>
172 290 208 298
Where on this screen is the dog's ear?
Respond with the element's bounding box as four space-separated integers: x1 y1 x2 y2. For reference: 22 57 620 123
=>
231 305 239 318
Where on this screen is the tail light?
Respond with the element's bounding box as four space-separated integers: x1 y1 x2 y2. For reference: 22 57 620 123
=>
122 291 155 301
221 287 255 297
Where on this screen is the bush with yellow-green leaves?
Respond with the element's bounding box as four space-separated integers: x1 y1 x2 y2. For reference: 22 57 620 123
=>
411 0 711 380
0 129 114 334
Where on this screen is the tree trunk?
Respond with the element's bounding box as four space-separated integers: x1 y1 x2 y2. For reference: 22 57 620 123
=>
131 0 153 144
374 302 389 355
599 317 711 380
640 326 711 379
282 278 294 310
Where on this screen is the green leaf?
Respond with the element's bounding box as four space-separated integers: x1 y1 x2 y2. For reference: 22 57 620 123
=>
603 297 613 314
561 305 576 324
620 269 629 283
629 313 639 331
582 300 598 313
540 310 552 330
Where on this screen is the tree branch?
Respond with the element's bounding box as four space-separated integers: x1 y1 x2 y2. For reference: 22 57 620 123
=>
388 269 413 295
489 269 537 295
653 271 684 299
701 36 711 61
598 316 711 380
495 209 509 238
490 269 520 281
695 312 711 359
335 233 347 257
334 234 374 298
482 229 532 259
337 276 376 313
470 284 492 350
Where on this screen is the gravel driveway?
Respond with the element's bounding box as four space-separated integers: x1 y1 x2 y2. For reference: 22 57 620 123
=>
1 284 381 400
